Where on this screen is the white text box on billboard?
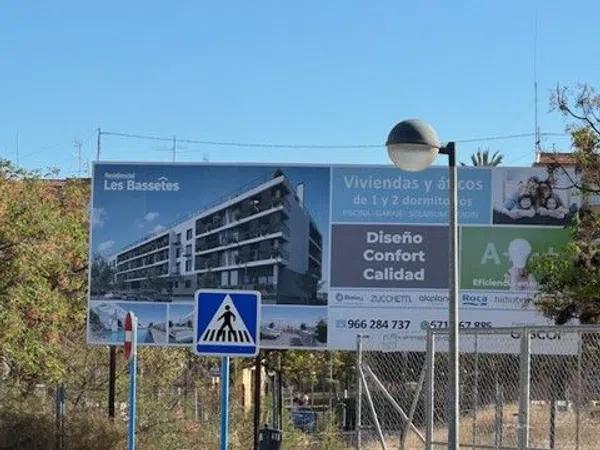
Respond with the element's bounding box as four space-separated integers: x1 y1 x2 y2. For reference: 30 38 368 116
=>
327 307 577 354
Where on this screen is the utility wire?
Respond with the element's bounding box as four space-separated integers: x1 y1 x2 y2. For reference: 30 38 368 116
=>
100 130 570 151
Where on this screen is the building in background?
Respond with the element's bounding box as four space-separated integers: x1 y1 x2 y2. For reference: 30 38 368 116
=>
534 150 600 211
113 169 323 304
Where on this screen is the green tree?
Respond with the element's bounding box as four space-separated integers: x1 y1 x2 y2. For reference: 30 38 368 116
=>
529 84 600 324
461 148 504 166
315 319 327 343
90 254 116 296
0 160 89 383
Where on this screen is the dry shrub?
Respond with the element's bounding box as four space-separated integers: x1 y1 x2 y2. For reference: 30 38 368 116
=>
0 406 123 450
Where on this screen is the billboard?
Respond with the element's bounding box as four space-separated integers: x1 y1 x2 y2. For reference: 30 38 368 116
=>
88 162 580 351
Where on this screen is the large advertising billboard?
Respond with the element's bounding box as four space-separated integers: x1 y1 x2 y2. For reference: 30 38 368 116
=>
88 163 580 351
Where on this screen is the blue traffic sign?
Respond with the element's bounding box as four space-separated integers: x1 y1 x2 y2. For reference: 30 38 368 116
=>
193 289 261 357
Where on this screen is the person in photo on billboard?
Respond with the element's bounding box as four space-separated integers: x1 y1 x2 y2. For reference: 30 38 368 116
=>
496 176 539 219
535 180 570 219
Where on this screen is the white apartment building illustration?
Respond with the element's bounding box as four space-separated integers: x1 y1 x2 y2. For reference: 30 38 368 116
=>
112 170 323 304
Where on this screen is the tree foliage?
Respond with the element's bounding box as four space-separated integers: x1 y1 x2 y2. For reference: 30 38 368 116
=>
461 148 504 167
530 84 600 324
0 160 89 383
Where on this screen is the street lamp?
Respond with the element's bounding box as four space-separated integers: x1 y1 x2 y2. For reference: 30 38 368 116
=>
386 119 460 449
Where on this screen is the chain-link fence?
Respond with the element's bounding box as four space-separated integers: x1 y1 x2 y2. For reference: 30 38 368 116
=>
356 325 600 450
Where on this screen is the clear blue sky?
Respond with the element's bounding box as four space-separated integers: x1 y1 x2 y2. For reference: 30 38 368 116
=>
1 1 599 174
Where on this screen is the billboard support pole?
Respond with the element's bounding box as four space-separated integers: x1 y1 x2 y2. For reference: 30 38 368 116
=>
126 312 138 450
356 334 364 450
253 353 261 450
277 352 283 430
220 356 230 450
108 346 116 418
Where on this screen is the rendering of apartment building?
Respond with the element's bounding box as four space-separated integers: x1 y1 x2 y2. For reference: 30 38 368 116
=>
113 169 323 304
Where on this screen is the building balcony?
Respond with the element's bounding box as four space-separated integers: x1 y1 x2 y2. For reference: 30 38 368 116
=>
117 250 169 273
116 263 170 282
117 234 170 264
196 223 289 254
194 249 287 275
196 218 225 235
195 204 289 240
195 255 223 270
236 247 289 264
237 197 290 220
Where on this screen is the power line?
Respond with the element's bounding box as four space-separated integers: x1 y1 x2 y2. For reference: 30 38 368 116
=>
100 129 569 152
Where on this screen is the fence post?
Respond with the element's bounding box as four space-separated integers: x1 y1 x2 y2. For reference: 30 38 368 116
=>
472 332 479 448
108 346 116 419
356 334 364 450
55 383 65 450
575 330 582 450
359 365 388 450
494 376 503 450
425 330 435 450
518 328 531 450
253 353 262 450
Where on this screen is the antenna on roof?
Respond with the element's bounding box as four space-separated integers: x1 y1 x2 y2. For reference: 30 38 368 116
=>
534 10 541 158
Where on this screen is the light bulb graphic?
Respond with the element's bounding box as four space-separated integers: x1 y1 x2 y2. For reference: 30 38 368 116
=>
508 238 532 269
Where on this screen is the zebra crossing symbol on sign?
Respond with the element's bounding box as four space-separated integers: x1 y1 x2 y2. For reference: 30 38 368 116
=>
193 290 261 357
200 296 253 345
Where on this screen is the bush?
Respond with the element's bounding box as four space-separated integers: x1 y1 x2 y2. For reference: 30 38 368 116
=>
0 405 123 450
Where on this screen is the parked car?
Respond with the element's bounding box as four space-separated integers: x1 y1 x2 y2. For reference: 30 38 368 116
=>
290 406 316 432
260 325 281 340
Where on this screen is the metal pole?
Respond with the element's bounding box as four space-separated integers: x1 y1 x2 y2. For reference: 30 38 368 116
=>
329 353 334 413
401 362 427 449
277 353 283 430
425 330 435 449
108 346 116 418
518 328 531 450
575 331 582 450
96 128 101 160
359 366 388 450
356 335 364 450
271 370 277 428
494 378 502 450
194 383 199 422
363 364 425 443
172 136 177 162
253 353 262 450
549 375 556 449
55 383 65 450
127 315 138 450
220 356 230 450
472 333 479 448
446 142 460 450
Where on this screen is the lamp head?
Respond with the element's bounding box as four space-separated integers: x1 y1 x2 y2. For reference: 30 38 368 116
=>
386 119 441 171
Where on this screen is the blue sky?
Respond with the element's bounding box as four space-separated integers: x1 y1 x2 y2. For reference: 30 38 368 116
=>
1 1 599 173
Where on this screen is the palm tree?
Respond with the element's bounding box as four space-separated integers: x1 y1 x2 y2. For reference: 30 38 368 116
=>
461 148 504 166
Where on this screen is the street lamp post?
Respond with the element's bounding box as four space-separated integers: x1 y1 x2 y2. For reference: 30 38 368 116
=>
386 119 460 449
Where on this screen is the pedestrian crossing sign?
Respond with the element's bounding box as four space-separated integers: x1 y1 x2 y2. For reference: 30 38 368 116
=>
193 289 261 357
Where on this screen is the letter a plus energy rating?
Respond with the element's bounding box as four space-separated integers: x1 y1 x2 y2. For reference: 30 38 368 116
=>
193 290 261 357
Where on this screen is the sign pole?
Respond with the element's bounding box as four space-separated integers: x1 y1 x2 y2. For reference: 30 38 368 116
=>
125 312 138 450
220 356 230 450
193 290 261 449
